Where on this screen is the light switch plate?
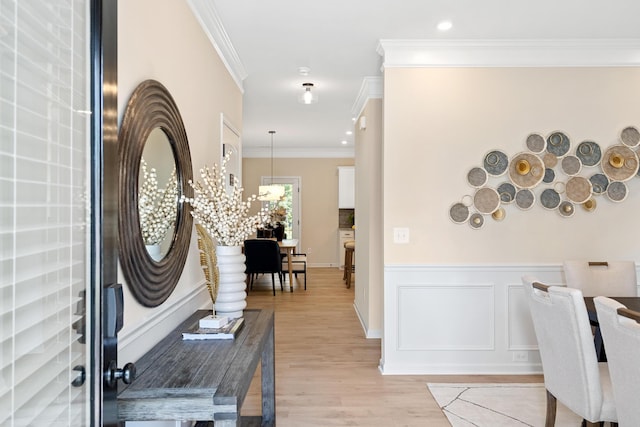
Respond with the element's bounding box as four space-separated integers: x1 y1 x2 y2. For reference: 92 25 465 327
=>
393 227 410 244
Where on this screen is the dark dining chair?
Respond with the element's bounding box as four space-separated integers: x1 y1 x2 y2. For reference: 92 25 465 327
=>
244 239 283 296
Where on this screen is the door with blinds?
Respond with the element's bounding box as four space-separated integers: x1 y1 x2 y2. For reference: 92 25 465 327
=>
1 1 117 425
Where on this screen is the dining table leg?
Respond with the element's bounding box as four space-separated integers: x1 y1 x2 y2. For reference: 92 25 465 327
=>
286 247 294 292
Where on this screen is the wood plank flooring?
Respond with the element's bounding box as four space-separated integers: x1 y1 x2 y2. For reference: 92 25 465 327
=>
242 267 541 426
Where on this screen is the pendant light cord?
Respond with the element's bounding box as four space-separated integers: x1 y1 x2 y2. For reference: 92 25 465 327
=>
269 130 276 185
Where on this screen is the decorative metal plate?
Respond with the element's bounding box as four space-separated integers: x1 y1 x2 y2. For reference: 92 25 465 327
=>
473 187 500 214
576 141 602 167
561 155 582 176
546 131 571 157
497 182 516 204
558 201 575 218
515 188 535 210
565 176 592 204
469 212 484 229
543 168 555 183
601 144 639 182
607 181 628 202
508 152 544 188
483 150 509 176
467 167 488 187
540 188 561 210
620 126 640 148
526 133 546 153
582 198 597 212
543 152 558 168
491 207 506 221
589 173 609 194
449 202 470 224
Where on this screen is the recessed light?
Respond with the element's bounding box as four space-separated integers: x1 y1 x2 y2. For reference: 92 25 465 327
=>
341 140 348 145
346 131 353 135
437 20 452 31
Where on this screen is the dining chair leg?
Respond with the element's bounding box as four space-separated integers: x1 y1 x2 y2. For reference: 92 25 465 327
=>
270 273 276 296
545 390 557 427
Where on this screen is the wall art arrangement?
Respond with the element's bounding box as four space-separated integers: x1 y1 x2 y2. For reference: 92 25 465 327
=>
449 126 640 229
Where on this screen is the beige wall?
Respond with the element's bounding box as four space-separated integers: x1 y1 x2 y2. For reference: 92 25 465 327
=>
117 0 242 363
354 99 384 336
243 158 354 266
384 67 640 265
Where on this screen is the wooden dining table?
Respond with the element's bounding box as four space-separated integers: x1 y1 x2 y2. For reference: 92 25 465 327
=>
584 296 640 362
278 239 298 292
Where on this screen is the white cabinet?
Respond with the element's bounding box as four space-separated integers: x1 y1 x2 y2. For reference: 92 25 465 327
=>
338 229 355 269
338 166 355 208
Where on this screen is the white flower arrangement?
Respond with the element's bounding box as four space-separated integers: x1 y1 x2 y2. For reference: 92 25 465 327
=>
138 158 178 245
182 154 269 246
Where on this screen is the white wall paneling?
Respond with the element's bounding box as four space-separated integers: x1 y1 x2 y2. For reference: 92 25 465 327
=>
380 264 603 375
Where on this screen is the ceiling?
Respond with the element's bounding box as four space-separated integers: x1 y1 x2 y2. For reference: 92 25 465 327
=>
193 0 640 157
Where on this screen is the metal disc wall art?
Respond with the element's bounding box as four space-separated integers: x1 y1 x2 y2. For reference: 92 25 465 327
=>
620 126 640 148
467 166 488 187
607 181 628 202
526 133 546 153
601 145 639 181
451 125 640 229
547 131 571 157
497 182 516 203
576 141 602 166
449 202 470 224
483 150 509 176
561 155 582 176
515 188 535 210
509 152 544 188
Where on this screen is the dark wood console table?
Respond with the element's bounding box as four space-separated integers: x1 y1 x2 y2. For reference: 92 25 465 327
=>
118 309 275 426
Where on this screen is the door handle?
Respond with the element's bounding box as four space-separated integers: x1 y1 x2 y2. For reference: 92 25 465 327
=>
104 360 136 388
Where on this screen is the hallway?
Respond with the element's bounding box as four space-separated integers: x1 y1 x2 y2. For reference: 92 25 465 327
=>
242 267 450 426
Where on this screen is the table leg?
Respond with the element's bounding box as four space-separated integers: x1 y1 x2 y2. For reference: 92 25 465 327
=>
287 248 294 292
261 320 275 426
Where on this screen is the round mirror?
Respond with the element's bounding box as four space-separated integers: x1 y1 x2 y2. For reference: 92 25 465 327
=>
119 80 193 307
139 128 177 261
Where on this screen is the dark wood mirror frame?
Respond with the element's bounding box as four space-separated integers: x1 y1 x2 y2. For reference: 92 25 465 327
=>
118 79 193 307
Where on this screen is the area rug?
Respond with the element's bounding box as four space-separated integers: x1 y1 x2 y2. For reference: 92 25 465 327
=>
427 383 583 426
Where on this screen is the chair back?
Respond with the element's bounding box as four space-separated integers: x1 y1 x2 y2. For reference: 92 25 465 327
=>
244 239 282 275
563 260 637 297
594 296 640 426
521 275 608 421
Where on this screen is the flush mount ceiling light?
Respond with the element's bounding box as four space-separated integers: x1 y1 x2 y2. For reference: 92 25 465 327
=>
299 82 318 105
258 130 285 201
437 20 453 31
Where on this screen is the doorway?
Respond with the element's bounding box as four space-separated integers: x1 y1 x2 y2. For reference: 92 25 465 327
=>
261 176 301 249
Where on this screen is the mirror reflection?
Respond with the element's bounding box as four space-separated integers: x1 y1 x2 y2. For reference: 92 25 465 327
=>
138 128 178 261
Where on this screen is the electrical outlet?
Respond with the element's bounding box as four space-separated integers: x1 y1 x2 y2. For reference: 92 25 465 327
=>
512 351 528 362
393 227 410 244
307 247 312 254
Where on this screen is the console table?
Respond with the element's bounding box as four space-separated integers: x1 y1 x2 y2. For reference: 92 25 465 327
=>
118 309 275 426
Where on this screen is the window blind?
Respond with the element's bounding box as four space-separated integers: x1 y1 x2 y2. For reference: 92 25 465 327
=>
0 1 91 425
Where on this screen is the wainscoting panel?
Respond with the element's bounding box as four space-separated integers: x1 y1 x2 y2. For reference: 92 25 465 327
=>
381 264 566 375
397 285 494 351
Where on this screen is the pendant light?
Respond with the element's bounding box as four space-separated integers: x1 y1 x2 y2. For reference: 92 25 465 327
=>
258 130 285 201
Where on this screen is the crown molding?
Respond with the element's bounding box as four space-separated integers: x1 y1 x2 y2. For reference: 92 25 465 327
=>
243 146 354 159
188 0 247 92
351 76 383 118
377 39 640 68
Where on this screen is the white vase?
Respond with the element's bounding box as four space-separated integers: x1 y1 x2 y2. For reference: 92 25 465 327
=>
215 245 247 319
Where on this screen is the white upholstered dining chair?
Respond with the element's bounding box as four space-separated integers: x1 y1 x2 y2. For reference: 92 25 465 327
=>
594 297 640 427
563 261 637 297
521 275 618 426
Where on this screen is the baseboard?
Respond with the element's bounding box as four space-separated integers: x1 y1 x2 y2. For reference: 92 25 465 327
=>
353 302 382 339
308 262 338 268
379 361 543 375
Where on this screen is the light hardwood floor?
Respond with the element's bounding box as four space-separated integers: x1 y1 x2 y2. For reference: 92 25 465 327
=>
242 267 541 426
